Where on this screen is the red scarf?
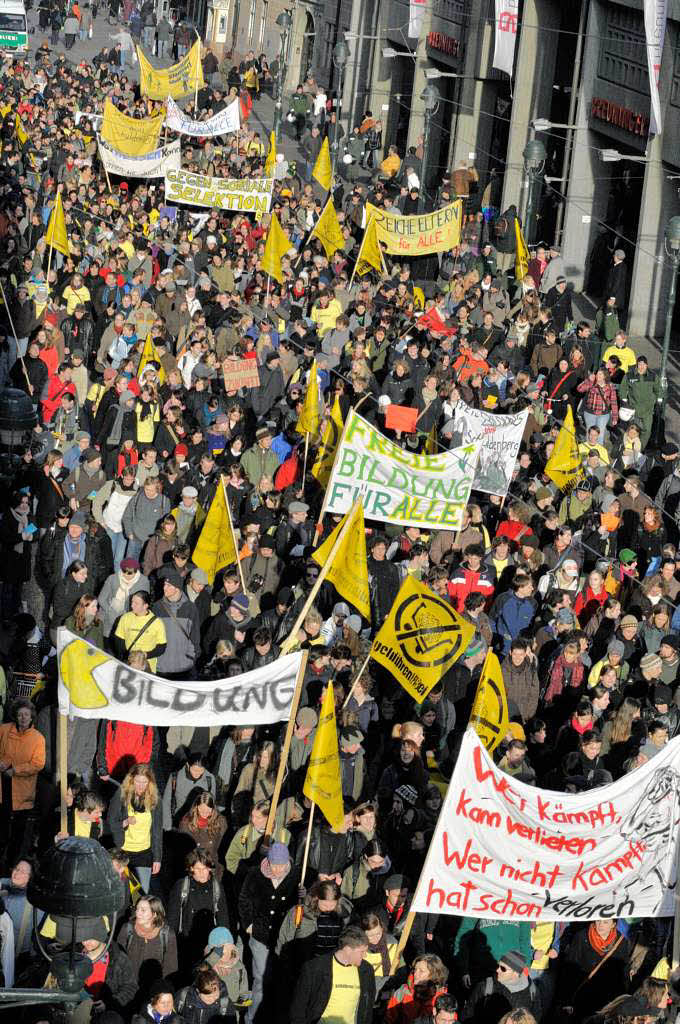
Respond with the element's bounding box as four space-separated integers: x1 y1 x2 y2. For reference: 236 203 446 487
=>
588 922 618 955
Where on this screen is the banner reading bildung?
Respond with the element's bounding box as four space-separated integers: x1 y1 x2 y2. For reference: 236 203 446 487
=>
164 167 274 213
365 200 461 255
165 95 240 137
411 728 680 920
57 629 302 726
137 39 205 101
451 401 529 496
324 409 478 530
98 138 181 179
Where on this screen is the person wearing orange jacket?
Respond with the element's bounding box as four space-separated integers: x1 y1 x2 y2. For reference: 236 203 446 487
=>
0 698 46 863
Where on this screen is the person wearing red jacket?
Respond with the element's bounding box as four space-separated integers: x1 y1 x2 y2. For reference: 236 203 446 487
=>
447 544 495 612
41 363 76 425
573 568 608 627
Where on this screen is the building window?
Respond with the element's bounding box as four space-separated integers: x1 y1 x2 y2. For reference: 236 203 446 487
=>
258 0 268 48
598 7 648 95
323 20 334 68
247 0 257 44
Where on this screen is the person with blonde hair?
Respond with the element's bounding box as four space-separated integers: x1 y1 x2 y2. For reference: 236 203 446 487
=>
107 763 162 892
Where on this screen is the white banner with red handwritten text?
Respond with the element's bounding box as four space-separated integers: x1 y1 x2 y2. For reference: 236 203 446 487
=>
493 0 519 77
412 728 680 920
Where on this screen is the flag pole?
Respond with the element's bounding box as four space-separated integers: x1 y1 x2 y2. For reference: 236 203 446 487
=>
280 497 361 654
194 30 200 116
45 185 62 297
222 475 248 596
302 430 310 484
299 800 315 886
264 649 309 840
265 274 271 307
0 277 31 394
312 407 353 549
342 648 372 709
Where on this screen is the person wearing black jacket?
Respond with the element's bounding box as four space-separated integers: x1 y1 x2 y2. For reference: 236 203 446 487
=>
61 306 96 365
289 926 375 1024
368 535 401 630
167 849 230 971
10 338 48 407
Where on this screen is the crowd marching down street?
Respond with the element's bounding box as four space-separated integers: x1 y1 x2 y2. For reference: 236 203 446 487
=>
0 8 678 1024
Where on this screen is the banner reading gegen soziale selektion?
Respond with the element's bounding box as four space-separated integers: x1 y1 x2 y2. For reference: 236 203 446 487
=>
164 167 273 213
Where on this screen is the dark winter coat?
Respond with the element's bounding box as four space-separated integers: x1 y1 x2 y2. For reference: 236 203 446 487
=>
237 861 299 945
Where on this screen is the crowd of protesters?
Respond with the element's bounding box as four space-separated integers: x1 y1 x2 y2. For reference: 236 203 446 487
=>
0 11 675 1024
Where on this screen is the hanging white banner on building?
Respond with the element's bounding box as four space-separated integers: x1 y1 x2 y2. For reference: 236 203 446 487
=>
643 0 667 135
451 401 529 496
411 727 680 921
57 628 302 726
98 138 181 179
324 408 479 530
493 0 519 76
165 95 241 137
408 0 426 38
164 166 274 212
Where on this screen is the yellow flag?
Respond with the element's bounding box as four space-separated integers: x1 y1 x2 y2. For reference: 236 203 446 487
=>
191 479 237 584
296 359 320 437
138 334 166 385
261 213 290 285
264 130 277 176
310 199 345 259
312 502 370 620
312 136 332 191
470 650 510 754
311 395 344 486
355 216 384 277
137 39 205 101
515 218 529 282
370 576 475 703
303 683 344 830
15 114 28 147
45 193 70 257
101 98 164 157
425 424 437 455
544 405 584 491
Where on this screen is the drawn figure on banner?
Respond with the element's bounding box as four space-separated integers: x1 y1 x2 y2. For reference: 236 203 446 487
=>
476 450 509 494
620 765 680 912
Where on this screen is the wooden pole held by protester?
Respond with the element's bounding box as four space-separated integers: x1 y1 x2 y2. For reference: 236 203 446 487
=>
389 909 415 975
222 475 248 596
342 649 372 709
58 712 68 835
264 650 309 840
280 498 361 653
0 278 31 393
299 801 315 886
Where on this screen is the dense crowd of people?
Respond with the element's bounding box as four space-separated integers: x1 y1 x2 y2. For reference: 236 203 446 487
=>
0 11 675 1024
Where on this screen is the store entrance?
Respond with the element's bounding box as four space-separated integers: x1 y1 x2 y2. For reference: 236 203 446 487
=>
584 154 643 303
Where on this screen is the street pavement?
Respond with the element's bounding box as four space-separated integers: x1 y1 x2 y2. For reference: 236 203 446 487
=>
23 7 680 439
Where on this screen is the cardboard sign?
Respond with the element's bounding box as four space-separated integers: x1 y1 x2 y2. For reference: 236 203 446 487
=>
385 404 419 433
223 356 260 391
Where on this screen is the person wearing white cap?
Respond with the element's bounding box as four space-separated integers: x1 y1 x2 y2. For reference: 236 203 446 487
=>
171 486 205 546
537 558 581 600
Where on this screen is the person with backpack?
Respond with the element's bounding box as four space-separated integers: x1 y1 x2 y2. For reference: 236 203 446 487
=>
492 205 520 275
176 964 235 1024
162 753 217 832
462 950 544 1024
119 895 178 989
167 848 230 976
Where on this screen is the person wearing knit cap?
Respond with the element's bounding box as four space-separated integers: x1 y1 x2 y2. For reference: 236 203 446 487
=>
202 927 250 1007
658 633 680 688
462 948 543 1024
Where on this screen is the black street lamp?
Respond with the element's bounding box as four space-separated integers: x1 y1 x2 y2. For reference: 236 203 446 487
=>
420 83 440 212
523 139 547 245
654 215 680 447
331 39 350 181
0 838 125 1010
273 10 292 144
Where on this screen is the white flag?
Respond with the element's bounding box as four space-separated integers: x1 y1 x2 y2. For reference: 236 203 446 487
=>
493 0 519 77
408 0 426 38
643 0 667 135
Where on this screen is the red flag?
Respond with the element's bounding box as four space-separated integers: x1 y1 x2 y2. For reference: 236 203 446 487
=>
417 307 456 336
274 447 300 491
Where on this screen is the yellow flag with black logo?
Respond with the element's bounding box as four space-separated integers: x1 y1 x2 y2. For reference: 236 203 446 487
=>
515 218 529 282
544 405 583 491
371 576 475 703
470 649 510 754
45 193 70 257
138 334 166 385
261 212 290 285
311 395 344 486
310 198 345 259
264 130 276 176
312 136 332 191
312 501 370 620
296 359 320 437
192 479 237 583
303 683 344 830
355 216 385 277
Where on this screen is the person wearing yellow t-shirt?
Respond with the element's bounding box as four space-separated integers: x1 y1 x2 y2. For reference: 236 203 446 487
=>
602 331 636 373
114 591 167 672
55 789 105 842
379 145 401 179
62 274 91 315
290 926 375 1024
310 292 343 337
107 763 162 894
